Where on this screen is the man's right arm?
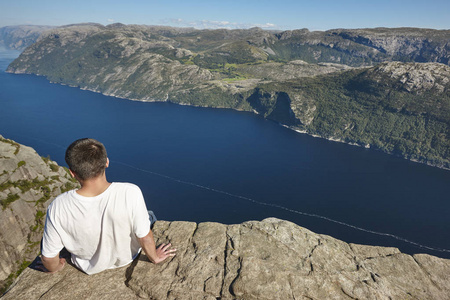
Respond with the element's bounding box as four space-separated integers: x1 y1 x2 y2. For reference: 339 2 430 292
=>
138 229 176 264
41 254 66 273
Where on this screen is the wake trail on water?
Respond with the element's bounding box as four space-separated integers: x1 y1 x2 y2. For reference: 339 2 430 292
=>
8 135 450 253
113 160 450 254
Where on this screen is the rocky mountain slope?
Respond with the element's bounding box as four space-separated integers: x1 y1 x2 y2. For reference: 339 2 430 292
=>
3 218 450 299
6 24 450 168
0 25 53 50
0 136 79 294
272 27 450 66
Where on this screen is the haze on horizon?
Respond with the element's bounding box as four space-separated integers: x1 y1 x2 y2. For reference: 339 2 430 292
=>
0 0 449 31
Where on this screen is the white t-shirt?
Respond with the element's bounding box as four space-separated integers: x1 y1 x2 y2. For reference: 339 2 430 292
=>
42 182 151 275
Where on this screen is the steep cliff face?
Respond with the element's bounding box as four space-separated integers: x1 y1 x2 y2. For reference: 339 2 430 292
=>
330 28 450 65
271 27 450 66
3 218 450 299
0 136 79 293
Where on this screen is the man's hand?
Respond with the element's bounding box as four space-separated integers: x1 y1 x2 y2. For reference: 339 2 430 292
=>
139 230 177 264
40 255 66 273
153 243 177 264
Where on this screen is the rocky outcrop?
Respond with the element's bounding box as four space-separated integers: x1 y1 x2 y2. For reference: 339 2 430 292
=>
3 218 450 299
330 28 450 65
368 61 450 93
273 27 450 66
0 136 79 293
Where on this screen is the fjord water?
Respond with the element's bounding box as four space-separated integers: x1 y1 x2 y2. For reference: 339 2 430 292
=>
1 49 449 259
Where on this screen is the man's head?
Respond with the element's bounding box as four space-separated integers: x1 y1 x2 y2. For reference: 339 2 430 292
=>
65 138 108 181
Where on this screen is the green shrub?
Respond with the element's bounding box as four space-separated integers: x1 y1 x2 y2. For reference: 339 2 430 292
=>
49 164 59 172
1 193 20 210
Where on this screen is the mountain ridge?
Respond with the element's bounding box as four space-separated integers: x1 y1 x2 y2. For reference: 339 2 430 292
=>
5 24 450 168
0 25 54 50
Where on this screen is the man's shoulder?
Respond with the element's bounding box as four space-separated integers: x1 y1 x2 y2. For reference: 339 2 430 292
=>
47 190 74 211
113 182 140 189
110 183 145 205
112 182 142 193
54 190 74 202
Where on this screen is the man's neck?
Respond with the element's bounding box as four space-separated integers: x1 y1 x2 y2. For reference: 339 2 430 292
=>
76 174 111 197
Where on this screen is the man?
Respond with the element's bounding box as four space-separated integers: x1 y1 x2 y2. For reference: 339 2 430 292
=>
41 138 176 274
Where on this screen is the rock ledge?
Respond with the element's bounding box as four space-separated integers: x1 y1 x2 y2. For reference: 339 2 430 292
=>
3 218 450 299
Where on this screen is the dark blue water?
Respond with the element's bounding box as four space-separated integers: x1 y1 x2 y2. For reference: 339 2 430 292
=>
1 48 449 259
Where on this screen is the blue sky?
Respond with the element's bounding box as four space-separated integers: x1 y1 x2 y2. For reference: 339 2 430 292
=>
0 0 449 30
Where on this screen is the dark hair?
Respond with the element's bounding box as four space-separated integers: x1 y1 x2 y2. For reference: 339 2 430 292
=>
65 138 107 181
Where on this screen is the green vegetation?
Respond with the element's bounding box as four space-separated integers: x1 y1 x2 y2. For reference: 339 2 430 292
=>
0 138 82 294
0 193 20 210
1 178 57 211
41 155 51 164
254 68 449 167
36 186 51 205
60 181 78 193
49 163 59 172
0 137 20 154
31 209 46 232
0 178 52 194
0 180 13 192
0 259 31 295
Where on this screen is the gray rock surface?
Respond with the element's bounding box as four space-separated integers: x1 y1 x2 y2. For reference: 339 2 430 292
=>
371 61 450 93
3 218 449 299
0 135 79 292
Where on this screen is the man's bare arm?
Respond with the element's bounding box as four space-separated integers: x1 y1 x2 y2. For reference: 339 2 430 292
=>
138 229 176 264
41 254 66 273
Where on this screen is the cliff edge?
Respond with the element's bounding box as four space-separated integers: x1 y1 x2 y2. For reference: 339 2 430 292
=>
3 218 450 300
0 135 79 293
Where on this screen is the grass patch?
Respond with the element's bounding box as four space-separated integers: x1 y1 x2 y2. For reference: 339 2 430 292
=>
1 193 20 210
0 137 20 155
31 209 46 232
222 76 248 82
0 259 31 295
60 181 78 193
49 163 59 172
41 155 51 164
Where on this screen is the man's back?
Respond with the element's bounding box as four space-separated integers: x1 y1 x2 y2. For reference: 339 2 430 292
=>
42 182 150 275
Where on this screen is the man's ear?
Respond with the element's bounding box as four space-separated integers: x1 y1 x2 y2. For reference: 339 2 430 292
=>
106 158 109 168
69 169 76 178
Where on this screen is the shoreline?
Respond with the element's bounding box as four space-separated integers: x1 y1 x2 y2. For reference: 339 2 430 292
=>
6 70 450 171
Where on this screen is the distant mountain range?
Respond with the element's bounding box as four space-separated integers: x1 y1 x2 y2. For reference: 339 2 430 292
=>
0 25 54 50
3 23 450 168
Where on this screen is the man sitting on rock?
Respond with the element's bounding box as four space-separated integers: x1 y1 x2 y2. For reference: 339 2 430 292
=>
40 138 176 274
